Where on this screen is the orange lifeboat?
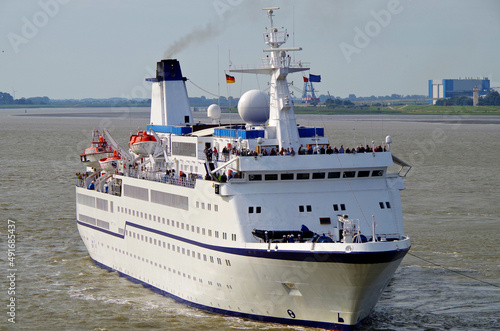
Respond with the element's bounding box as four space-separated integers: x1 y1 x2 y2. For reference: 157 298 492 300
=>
80 129 114 168
129 130 157 155
99 150 121 172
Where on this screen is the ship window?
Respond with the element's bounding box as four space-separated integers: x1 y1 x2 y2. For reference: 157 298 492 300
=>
299 205 304 212
149 214 152 220
340 204 346 211
201 202 205 209
182 248 185 255
343 171 355 178
163 242 166 248
177 246 180 253
358 170 370 177
249 206 254 213
386 201 391 208
197 226 200 233
181 223 184 230
214 205 219 212
312 172 325 179
372 170 384 177
198 253 201 259
141 235 144 241
333 204 339 211
177 221 180 228
297 173 310 180
149 237 152 244
202 228 205 235
210 256 214 263
265 174 278 180
110 201 113 213
223 232 227 240
379 202 385 209
208 203 212 211
281 173 294 180
320 217 331 224
154 239 157 245
196 201 199 208
249 174 262 181
191 225 195 232
215 231 219 238
153 215 156 222
306 205 312 212
232 234 237 241
217 258 222 265
256 206 261 213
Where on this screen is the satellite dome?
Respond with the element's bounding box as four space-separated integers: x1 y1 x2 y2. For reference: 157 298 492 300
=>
237 90 269 125
207 104 221 120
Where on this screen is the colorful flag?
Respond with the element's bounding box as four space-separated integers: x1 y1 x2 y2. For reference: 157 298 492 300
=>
303 76 309 82
225 74 235 84
309 74 321 83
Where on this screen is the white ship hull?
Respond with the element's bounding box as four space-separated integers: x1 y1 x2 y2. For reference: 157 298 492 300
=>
76 164 410 329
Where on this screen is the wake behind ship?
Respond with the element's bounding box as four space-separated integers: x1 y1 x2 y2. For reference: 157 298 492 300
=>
75 8 412 330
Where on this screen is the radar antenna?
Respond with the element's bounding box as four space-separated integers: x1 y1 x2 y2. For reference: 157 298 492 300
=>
262 7 279 27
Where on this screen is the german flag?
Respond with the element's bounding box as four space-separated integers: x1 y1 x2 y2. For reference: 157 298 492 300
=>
225 74 235 84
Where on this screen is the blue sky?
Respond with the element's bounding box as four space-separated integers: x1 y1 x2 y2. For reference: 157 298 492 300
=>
1 0 499 100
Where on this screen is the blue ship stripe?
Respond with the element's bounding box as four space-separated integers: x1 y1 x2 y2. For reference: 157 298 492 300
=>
77 220 409 264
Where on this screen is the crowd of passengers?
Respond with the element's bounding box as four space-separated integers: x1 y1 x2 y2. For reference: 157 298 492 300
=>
204 144 387 161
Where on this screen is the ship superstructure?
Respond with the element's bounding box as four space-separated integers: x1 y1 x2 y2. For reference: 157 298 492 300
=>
75 8 411 330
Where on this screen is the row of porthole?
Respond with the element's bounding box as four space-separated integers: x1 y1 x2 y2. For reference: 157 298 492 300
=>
102 237 234 291
195 200 219 212
125 229 232 267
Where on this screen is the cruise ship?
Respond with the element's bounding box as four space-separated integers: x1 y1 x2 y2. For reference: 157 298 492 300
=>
76 8 412 330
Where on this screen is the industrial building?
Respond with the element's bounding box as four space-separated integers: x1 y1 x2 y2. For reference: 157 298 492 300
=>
428 78 490 104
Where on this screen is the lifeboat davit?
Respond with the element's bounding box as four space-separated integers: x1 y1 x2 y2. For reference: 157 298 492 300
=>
129 130 157 155
80 129 114 168
99 150 121 172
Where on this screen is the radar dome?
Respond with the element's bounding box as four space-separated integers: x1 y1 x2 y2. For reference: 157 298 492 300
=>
207 104 221 120
237 90 269 125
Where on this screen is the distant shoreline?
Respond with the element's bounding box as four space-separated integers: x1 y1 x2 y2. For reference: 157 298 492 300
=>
2 104 500 116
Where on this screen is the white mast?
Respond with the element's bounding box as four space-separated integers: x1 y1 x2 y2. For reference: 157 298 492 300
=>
229 8 309 150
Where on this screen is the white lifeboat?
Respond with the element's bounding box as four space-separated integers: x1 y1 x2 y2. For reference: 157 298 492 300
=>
80 129 114 168
129 130 157 155
99 150 121 172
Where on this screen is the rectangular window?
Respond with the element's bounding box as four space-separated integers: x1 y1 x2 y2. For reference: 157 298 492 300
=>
256 206 261 213
328 172 341 179
358 170 370 177
320 217 331 224
265 174 278 180
343 171 356 178
297 173 310 180
123 184 149 201
281 173 294 180
299 205 304 212
214 205 218 212
249 174 262 181
333 204 339 211
208 230 212 237
372 170 384 177
248 206 254 213
312 172 325 179
208 203 211 211
386 201 391 208
340 204 346 211
379 202 385 209
306 205 312 212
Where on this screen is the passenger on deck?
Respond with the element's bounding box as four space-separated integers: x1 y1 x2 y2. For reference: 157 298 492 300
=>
320 146 326 154
213 147 218 161
339 145 345 153
326 145 333 154
307 145 313 154
298 144 305 155
290 147 295 156
220 172 227 183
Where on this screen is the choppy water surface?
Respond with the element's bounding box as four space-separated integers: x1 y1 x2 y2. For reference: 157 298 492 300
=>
1 107 499 330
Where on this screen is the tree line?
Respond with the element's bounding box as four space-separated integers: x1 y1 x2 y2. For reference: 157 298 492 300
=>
435 91 500 106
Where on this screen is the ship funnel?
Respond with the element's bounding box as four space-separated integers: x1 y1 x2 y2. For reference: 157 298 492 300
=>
147 59 193 126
